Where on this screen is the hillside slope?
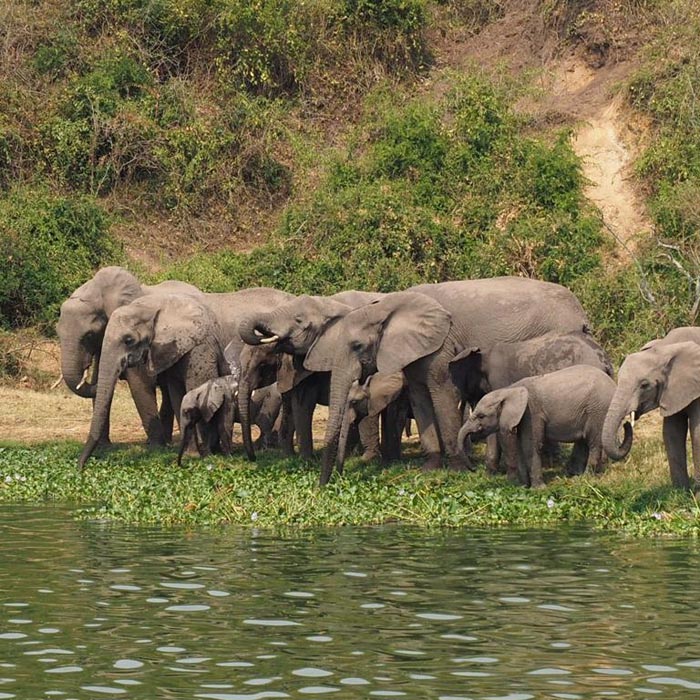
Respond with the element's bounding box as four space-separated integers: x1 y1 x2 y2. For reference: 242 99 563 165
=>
2 0 700 375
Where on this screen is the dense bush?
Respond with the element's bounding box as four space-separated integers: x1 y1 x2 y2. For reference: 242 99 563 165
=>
164 75 606 304
0 188 121 330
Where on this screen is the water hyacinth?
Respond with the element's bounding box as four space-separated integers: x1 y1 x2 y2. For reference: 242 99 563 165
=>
0 439 697 536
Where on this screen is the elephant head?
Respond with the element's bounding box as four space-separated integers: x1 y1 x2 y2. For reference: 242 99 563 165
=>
56 267 145 398
304 291 451 485
177 374 239 466
457 387 529 452
337 372 407 469
236 295 352 461
602 341 700 460
79 294 218 468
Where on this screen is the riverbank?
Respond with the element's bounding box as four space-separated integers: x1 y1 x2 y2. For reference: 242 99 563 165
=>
0 423 697 535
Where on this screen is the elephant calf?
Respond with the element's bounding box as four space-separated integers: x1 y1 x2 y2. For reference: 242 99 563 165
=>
178 375 239 465
337 372 410 472
458 365 632 488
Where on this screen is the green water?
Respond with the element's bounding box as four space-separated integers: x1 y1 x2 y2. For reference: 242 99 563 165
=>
1 506 699 699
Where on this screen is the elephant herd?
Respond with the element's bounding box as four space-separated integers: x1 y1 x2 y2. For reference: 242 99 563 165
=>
56 266 700 489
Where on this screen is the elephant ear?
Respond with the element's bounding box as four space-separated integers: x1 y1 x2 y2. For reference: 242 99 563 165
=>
375 292 451 375
641 337 663 351
95 267 143 314
304 316 347 372
278 354 313 393
659 342 700 417
147 295 212 375
499 386 529 432
367 372 406 417
201 380 226 422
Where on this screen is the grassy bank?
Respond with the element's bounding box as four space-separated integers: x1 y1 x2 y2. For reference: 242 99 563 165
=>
0 435 698 536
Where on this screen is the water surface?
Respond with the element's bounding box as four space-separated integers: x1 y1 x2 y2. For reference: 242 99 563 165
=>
1 506 700 698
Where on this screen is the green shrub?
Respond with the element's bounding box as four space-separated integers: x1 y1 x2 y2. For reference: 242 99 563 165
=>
0 188 121 329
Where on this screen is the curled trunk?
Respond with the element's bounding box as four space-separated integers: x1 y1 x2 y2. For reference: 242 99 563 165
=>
238 314 273 346
61 339 97 399
457 422 472 455
602 393 635 461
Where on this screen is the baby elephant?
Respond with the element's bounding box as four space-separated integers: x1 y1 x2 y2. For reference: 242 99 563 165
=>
178 375 239 465
458 365 632 488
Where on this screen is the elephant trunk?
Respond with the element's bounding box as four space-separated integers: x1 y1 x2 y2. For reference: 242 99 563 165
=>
337 403 358 472
61 339 97 399
177 419 194 466
78 348 124 469
238 314 275 346
237 374 257 461
602 391 635 461
320 364 361 486
457 421 475 455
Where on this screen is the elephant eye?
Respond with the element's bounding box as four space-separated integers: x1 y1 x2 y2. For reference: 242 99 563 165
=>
351 340 364 352
295 315 304 324
640 379 651 389
123 334 136 347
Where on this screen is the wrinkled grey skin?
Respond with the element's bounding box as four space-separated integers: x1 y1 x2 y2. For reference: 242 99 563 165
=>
337 372 410 472
56 266 203 445
603 332 700 489
233 383 283 450
178 374 239 465
459 365 632 488
304 277 591 485
79 294 226 469
236 291 383 461
450 330 613 474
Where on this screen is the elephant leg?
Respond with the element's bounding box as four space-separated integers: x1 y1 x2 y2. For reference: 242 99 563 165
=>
542 440 561 469
279 393 295 456
158 382 174 444
499 431 519 481
525 416 545 489
485 433 500 474
125 366 167 446
359 415 381 462
428 365 471 471
663 413 690 489
381 403 403 463
291 387 314 460
687 399 700 485
217 406 233 457
516 427 531 487
405 368 442 470
586 441 605 475
567 440 589 476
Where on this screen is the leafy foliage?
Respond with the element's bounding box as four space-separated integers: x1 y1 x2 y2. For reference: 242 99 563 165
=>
0 188 121 329
0 438 697 535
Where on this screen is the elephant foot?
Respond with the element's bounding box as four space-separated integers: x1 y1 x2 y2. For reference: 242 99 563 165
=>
422 453 443 471
530 480 546 490
448 454 473 472
361 450 380 464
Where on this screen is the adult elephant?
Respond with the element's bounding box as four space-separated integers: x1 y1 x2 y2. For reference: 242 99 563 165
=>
78 294 226 468
602 327 700 489
303 277 591 485
236 291 383 461
57 266 202 446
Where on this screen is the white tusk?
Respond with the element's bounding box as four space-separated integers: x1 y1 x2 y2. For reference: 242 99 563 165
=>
630 411 636 428
76 368 90 390
258 335 279 344
254 329 264 337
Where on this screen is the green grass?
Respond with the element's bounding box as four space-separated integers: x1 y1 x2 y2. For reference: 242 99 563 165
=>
0 437 698 536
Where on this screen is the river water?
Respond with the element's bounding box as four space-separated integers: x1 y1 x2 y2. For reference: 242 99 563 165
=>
1 506 700 699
